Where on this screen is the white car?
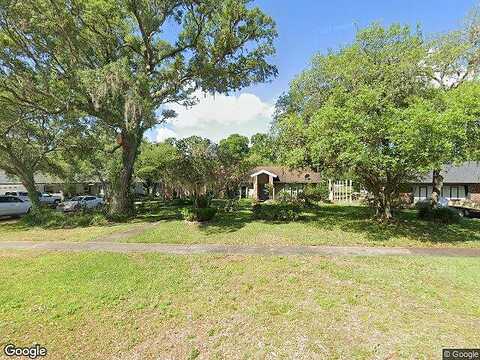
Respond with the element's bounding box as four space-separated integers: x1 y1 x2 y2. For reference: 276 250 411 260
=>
57 196 104 212
4 191 30 202
0 196 32 217
38 193 62 205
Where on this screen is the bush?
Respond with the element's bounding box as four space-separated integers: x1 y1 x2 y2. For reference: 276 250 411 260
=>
252 201 301 221
300 183 329 203
223 199 239 213
416 201 461 224
22 208 110 229
181 207 217 222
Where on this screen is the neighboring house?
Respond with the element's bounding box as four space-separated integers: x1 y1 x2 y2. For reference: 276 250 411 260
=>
409 162 480 204
0 170 145 197
240 166 321 201
0 170 103 196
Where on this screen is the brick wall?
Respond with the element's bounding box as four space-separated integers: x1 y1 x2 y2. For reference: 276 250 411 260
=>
469 184 480 203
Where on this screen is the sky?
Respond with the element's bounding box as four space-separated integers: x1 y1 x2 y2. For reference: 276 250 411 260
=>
150 0 478 143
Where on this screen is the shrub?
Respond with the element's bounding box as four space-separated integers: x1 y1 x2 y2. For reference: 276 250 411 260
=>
416 201 461 224
223 199 239 213
300 183 329 203
21 208 110 229
193 194 212 209
182 207 217 222
252 201 301 221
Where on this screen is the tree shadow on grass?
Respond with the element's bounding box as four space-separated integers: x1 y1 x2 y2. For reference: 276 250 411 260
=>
196 209 253 235
306 205 480 246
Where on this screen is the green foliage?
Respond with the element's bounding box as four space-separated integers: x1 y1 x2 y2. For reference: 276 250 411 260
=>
21 209 110 229
0 0 278 216
252 201 301 221
223 199 240 213
301 183 329 203
274 22 480 220
218 134 254 197
416 202 461 224
181 207 217 222
249 133 277 165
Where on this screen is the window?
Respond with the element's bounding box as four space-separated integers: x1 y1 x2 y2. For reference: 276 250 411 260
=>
0 196 9 203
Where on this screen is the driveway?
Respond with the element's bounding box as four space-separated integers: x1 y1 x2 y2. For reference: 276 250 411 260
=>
1 241 480 257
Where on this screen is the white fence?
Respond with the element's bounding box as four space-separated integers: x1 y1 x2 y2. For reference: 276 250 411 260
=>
328 179 353 203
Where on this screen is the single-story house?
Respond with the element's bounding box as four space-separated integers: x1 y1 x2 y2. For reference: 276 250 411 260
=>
409 162 480 204
0 170 145 197
240 166 321 201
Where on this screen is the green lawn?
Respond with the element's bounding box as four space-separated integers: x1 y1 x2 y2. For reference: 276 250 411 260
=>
1 200 480 248
0 251 478 359
131 201 480 248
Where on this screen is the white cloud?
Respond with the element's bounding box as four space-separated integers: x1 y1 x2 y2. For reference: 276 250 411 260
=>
152 92 274 143
155 127 178 142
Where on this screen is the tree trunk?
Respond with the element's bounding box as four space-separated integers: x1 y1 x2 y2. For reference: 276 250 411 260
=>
375 187 394 221
109 131 139 217
431 169 444 208
20 171 40 210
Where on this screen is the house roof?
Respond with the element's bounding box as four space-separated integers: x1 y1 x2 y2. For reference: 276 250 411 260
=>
0 170 63 185
416 162 480 184
248 166 321 184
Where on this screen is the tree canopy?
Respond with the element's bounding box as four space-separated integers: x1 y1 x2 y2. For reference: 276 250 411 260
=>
0 0 277 216
274 23 480 219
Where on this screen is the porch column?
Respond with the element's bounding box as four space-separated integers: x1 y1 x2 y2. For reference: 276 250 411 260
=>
269 175 274 200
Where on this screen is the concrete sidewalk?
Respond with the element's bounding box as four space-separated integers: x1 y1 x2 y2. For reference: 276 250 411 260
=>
1 241 480 257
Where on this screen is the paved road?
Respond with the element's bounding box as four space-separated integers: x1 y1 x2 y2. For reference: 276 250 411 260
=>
1 241 480 257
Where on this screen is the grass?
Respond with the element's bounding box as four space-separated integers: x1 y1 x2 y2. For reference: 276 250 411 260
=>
0 220 144 242
1 200 480 248
0 251 478 359
131 200 480 248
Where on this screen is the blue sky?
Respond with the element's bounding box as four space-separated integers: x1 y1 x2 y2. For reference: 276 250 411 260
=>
152 0 478 143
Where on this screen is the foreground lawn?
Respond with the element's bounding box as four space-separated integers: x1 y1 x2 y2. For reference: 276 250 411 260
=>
0 251 478 359
131 202 480 248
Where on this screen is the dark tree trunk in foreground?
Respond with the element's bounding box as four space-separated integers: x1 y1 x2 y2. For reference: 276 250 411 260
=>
431 169 444 208
109 131 140 218
20 170 40 210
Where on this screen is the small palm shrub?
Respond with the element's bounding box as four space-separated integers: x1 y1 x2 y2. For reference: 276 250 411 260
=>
181 207 217 222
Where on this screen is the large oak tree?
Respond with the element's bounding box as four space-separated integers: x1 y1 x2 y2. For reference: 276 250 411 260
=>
0 0 277 216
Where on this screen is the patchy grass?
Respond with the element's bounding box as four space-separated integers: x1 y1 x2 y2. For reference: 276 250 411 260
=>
0 251 478 359
2 200 480 248
131 201 480 248
0 221 143 242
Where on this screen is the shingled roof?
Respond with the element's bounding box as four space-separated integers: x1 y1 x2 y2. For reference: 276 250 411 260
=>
248 166 321 184
0 170 64 184
416 162 480 184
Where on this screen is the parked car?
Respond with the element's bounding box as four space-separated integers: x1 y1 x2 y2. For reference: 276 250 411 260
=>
0 196 32 217
4 191 30 202
57 196 104 212
38 192 62 206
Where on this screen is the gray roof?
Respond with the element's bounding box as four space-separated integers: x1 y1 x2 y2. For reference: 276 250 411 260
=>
0 170 63 184
417 162 480 184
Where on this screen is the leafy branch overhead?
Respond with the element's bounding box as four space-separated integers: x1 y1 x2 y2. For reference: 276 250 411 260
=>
0 0 278 215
